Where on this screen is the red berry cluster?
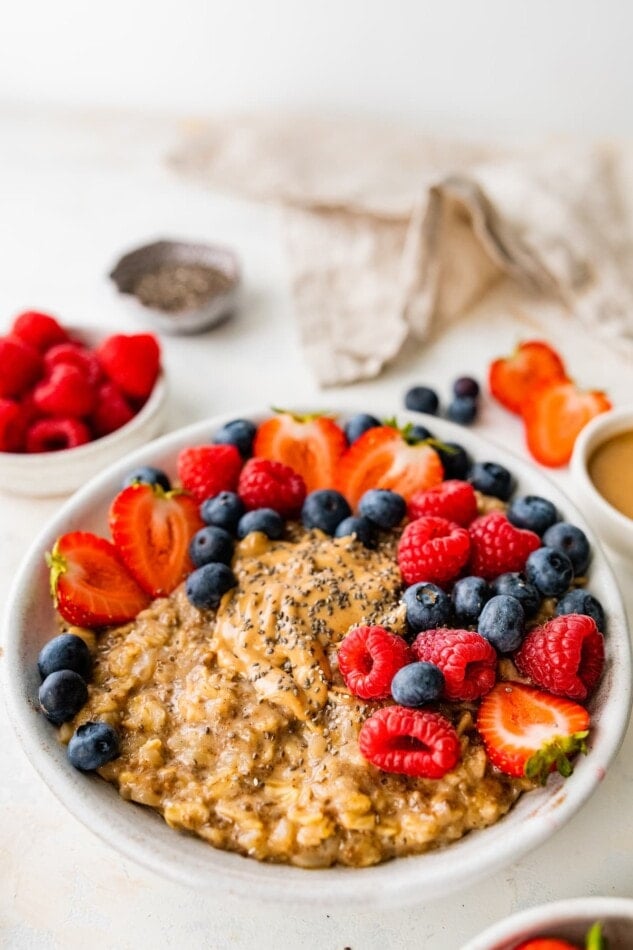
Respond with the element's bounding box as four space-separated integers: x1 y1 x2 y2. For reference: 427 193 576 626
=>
0 310 161 453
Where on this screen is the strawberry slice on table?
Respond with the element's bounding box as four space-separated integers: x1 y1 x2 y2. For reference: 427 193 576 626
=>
476 681 590 784
489 340 568 415
47 531 150 627
336 424 444 509
109 482 204 597
253 410 347 493
523 380 612 468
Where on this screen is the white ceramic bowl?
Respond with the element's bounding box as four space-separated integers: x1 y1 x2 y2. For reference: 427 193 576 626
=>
571 405 633 560
0 328 168 497
462 896 633 949
3 410 631 908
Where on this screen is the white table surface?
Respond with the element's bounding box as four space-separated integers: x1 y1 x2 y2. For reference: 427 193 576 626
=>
1 107 632 950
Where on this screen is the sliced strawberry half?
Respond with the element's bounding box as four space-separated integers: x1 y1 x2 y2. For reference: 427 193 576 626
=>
336 424 444 509
476 681 590 784
109 483 204 597
47 531 150 627
489 340 568 415
523 380 612 467
253 411 347 493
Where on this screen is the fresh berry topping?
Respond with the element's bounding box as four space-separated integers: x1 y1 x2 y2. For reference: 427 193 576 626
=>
185 562 237 609
411 628 497 701
542 522 590 575
200 490 245 533
515 614 605 701
451 576 492 626
338 625 411 700
95 332 161 401
435 441 471 479
408 479 478 527
358 488 406 529
67 721 120 771
391 662 445 707
44 342 102 387
476 681 590 783
468 511 541 582
334 515 376 547
523 381 612 468
468 460 515 501
237 507 284 539
515 940 581 950
404 385 439 415
507 494 559 536
26 417 91 452
91 381 135 437
122 465 171 492
177 444 243 504
359 706 460 778
555 589 605 631
409 423 434 441
238 457 307 518
32 363 96 418
489 340 568 415
301 489 351 534
189 525 234 568
403 582 452 634
38 670 88 725
491 572 541 618
212 418 257 458
525 546 574 598
0 398 27 451
11 310 69 352
38 633 92 681
447 395 478 425
397 516 471 587
478 594 526 653
0 336 43 398
109 483 204 597
253 411 347 493
344 412 380 444
453 376 480 399
337 425 444 509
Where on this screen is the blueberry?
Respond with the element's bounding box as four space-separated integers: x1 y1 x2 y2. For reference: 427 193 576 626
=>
447 396 478 426
212 418 256 458
200 491 245 533
185 562 237 609
345 413 380 444
469 461 514 501
67 721 120 771
358 489 406 529
237 508 284 540
122 465 171 492
334 516 376 547
409 424 434 442
525 546 574 598
405 385 439 415
555 589 606 631
189 526 234 568
301 490 351 535
478 595 526 653
435 442 471 480
38 634 92 681
38 670 88 725
404 582 452 633
391 662 445 707
452 576 491 625
542 522 591 576
507 495 559 536
453 376 480 399
491 572 541 619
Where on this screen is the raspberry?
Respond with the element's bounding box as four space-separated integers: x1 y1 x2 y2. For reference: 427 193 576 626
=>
515 613 605 701
411 628 497 701
26 417 91 452
177 444 243 504
397 516 471 586
11 311 69 353
32 364 96 418
468 511 541 581
0 398 28 451
408 479 478 527
0 336 43 398
44 342 102 387
338 625 411 700
95 333 161 401
91 382 135 437
359 706 460 778
238 458 307 518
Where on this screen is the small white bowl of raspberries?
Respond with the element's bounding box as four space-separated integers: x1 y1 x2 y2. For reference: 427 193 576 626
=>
0 310 168 496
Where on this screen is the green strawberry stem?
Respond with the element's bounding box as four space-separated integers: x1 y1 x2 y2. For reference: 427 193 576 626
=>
585 921 607 950
45 542 67 607
270 406 334 423
382 417 457 451
524 730 589 785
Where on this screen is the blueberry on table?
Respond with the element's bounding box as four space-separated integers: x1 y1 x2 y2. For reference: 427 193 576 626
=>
301 489 351 535
452 576 491 626
212 419 257 458
358 489 406 529
507 495 559 536
447 396 478 426
404 582 452 633
404 385 439 416
122 465 171 492
435 441 471 480
38 670 88 724
453 376 480 399
555 589 606 631
491 572 541 619
334 515 376 547
391 661 445 707
526 546 574 598
38 634 92 681
344 413 380 444
200 491 244 533
67 721 120 771
542 522 591 576
478 594 526 653
237 508 284 540
189 525 234 568
185 562 237 609
468 461 515 501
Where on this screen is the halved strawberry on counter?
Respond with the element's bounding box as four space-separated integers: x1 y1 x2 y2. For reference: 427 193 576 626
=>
523 380 612 468
253 410 347 493
489 340 568 415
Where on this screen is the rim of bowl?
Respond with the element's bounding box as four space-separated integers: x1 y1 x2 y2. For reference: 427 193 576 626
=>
570 405 633 534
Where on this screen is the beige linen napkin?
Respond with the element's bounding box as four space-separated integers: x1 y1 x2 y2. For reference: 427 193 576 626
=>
171 115 633 386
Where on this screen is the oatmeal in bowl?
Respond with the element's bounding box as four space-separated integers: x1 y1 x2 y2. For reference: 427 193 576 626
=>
3 408 631 906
